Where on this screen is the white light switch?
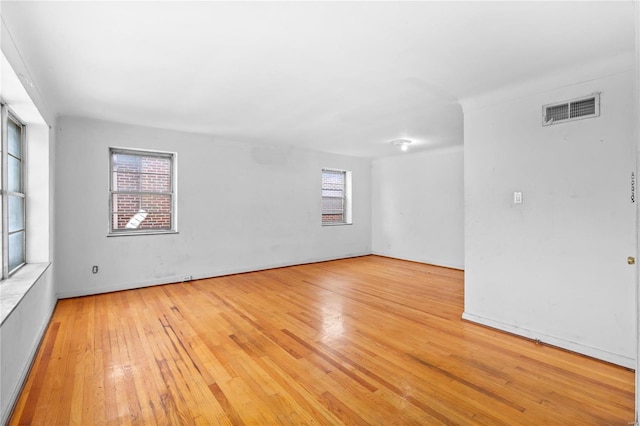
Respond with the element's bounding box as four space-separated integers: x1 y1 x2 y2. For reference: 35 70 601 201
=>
513 192 523 204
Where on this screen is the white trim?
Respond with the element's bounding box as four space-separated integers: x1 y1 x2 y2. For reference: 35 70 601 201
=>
462 311 635 369
321 168 353 226
371 251 464 271
107 230 178 237
108 147 177 235
56 252 370 299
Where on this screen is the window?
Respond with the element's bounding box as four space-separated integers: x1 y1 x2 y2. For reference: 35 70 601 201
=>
321 169 352 225
109 148 176 235
0 106 26 276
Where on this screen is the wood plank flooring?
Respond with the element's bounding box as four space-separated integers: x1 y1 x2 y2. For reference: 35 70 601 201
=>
9 255 634 425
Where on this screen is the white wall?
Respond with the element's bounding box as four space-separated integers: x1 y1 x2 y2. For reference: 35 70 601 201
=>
1 122 56 422
0 122 55 422
55 117 371 297
463 65 636 367
0 266 55 423
371 146 464 269
0 33 57 423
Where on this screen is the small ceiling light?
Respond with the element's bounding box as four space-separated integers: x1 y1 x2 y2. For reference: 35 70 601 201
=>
391 139 412 151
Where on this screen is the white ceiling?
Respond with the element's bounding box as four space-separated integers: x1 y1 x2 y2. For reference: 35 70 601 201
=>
1 1 635 158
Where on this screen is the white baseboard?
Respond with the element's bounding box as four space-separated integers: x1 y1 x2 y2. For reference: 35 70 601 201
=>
370 251 464 270
56 252 371 299
462 312 635 369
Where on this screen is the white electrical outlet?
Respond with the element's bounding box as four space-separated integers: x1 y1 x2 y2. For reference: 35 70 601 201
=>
182 275 193 282
513 192 523 204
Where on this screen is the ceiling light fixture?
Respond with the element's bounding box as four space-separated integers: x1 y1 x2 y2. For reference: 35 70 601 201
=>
391 139 412 152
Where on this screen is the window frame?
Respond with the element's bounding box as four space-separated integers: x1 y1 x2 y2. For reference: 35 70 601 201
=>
108 147 177 236
321 168 352 226
0 105 27 278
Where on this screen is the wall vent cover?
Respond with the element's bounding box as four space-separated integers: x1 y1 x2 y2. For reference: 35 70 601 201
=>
542 93 600 126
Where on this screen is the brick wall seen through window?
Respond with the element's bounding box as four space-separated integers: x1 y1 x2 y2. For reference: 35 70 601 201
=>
110 149 175 234
322 169 351 225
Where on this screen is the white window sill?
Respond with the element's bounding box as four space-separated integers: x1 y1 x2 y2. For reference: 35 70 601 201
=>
0 262 51 325
322 222 353 226
107 230 178 237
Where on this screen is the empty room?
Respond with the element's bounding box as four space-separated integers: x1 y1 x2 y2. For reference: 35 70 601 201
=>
0 1 638 424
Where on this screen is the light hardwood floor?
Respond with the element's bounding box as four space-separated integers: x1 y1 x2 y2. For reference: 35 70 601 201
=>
9 256 634 425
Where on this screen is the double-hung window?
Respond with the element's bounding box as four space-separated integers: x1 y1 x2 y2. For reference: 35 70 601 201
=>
321 169 352 225
109 148 176 235
0 106 26 277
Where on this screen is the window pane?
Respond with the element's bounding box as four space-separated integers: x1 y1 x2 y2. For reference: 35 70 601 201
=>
322 172 345 195
140 173 171 192
8 230 25 272
322 188 343 197
112 212 146 230
141 155 171 176
8 195 24 232
138 211 172 230
322 214 344 223
8 155 22 192
322 197 345 223
111 211 172 230
112 171 140 191
141 194 172 213
322 171 344 184
322 170 348 224
0 197 3 274
141 194 171 229
322 197 344 213
8 118 22 159
112 193 141 213
112 153 142 174
111 194 172 230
